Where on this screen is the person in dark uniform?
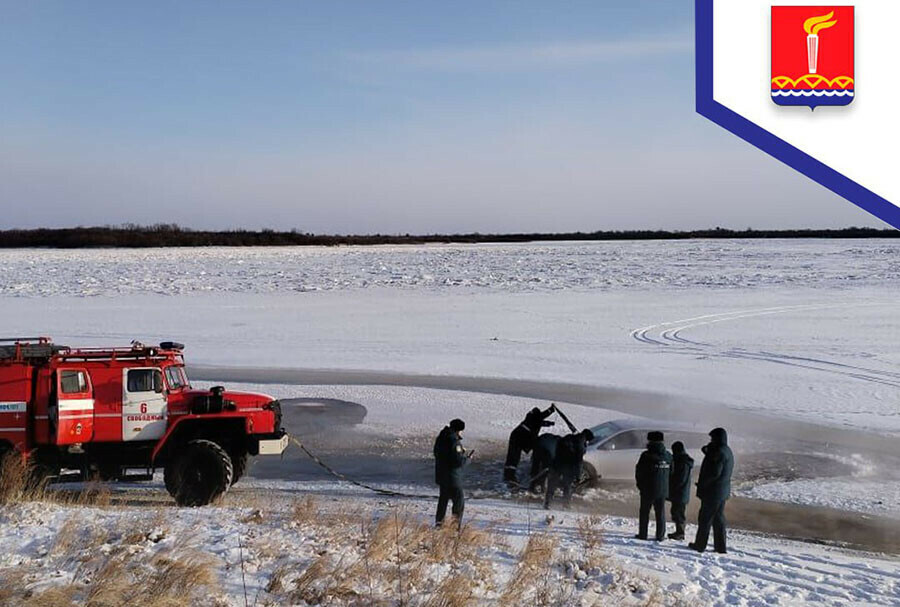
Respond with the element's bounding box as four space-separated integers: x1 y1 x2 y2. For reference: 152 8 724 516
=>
529 432 560 493
690 427 734 554
504 404 556 487
434 418 469 528
635 431 672 541
667 441 694 540
543 429 594 509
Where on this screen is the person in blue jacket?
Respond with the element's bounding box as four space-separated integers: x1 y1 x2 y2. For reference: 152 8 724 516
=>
689 427 734 553
635 431 673 541
434 418 469 528
667 441 694 540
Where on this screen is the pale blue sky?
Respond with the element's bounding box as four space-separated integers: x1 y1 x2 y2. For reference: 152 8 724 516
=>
0 1 883 231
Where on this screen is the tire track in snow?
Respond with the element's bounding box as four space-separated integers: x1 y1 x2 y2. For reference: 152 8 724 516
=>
631 302 900 389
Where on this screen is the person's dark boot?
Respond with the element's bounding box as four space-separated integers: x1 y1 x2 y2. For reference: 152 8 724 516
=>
688 542 704 552
634 534 648 540
668 524 685 540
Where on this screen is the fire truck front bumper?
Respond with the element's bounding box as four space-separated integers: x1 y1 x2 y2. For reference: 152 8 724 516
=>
253 431 289 456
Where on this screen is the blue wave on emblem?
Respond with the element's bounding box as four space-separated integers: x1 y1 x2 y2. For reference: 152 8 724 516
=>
771 89 854 109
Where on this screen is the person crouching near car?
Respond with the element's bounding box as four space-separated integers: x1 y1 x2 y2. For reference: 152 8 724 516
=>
504 404 556 488
635 431 672 541
543 429 594 509
434 418 470 529
667 441 694 541
529 432 560 493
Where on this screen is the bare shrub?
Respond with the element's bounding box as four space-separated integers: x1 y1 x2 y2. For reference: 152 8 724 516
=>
576 515 606 569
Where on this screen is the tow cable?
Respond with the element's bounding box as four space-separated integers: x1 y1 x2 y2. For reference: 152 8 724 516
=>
288 436 437 499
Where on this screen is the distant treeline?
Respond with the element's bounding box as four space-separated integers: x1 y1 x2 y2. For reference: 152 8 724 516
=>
0 224 897 248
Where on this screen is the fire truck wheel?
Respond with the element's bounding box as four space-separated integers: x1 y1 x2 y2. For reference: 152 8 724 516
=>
231 451 249 485
169 439 234 507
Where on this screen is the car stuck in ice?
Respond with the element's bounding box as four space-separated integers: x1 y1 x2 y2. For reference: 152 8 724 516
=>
579 418 707 487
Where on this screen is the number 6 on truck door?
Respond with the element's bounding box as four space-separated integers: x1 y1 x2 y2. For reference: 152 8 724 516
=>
122 368 167 441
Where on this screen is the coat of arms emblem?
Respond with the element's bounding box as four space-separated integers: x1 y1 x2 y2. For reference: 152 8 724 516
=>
771 6 854 109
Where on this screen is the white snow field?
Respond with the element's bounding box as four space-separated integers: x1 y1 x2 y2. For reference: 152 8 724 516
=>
1 240 899 605
1 486 898 607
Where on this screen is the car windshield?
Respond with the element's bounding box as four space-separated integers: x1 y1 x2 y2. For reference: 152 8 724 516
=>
588 421 622 444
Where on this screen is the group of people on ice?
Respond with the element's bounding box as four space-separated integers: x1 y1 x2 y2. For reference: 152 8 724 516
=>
634 427 734 553
432 405 734 554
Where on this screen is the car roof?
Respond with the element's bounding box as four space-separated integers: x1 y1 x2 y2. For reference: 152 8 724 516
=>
591 417 708 434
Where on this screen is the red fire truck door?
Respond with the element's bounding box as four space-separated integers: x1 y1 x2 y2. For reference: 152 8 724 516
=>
54 368 95 444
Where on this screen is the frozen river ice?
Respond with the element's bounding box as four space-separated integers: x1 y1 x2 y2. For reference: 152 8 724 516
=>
2 239 900 296
1 240 898 437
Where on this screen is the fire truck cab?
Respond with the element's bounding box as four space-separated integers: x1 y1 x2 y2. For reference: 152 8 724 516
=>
0 337 287 506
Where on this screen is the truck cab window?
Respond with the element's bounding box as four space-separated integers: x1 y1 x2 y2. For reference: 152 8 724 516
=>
60 370 88 394
165 366 185 390
127 369 163 393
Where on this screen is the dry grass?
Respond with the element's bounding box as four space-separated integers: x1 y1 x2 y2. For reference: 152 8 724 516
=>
269 507 499 606
424 574 475 607
146 549 218 599
51 517 81 557
0 453 48 504
22 586 78 607
499 533 559 607
290 495 319 526
118 508 168 546
0 452 116 509
264 565 289 594
0 546 218 607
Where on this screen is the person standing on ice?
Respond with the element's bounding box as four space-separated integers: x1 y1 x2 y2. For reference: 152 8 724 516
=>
434 418 469 528
634 431 672 541
503 404 556 487
667 441 694 541
543 429 593 509
690 427 734 554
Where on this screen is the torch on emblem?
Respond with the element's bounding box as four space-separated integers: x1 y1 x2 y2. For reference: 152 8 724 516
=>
772 6 854 109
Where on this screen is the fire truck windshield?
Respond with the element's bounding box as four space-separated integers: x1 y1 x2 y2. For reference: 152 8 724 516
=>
165 365 188 390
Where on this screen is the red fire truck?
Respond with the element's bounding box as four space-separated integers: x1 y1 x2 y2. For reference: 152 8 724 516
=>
0 337 287 506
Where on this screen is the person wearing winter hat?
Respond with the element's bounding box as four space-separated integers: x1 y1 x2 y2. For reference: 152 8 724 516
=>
635 431 672 541
689 428 734 553
667 441 694 540
434 419 470 528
